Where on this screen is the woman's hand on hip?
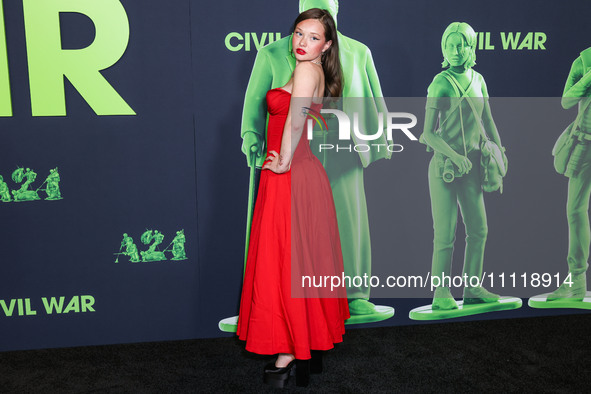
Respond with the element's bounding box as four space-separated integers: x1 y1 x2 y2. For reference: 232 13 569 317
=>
262 151 290 174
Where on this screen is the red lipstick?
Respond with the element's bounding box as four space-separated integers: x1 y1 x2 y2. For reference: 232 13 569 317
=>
296 48 306 55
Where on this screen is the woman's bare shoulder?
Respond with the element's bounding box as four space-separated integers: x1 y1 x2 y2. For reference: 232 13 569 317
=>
294 61 323 77
293 63 323 92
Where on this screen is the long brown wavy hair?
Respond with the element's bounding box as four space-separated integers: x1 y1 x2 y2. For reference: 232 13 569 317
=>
292 8 343 97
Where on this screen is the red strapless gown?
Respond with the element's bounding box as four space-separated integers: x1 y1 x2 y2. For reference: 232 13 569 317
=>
237 88 350 360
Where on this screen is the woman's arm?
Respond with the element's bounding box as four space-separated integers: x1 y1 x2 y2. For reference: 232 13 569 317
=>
264 62 320 173
421 77 473 174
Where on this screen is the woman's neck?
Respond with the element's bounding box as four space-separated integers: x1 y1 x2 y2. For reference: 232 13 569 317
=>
295 59 323 67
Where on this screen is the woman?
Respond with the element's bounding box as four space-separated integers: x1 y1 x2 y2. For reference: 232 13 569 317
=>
237 8 349 388
421 22 507 310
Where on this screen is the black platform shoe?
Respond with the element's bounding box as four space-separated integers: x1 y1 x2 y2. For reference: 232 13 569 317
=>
263 359 311 388
263 360 295 388
310 350 323 374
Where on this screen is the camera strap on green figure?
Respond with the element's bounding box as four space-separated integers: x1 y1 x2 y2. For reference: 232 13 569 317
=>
421 71 472 153
444 71 507 192
437 72 473 147
440 71 472 161
442 71 483 150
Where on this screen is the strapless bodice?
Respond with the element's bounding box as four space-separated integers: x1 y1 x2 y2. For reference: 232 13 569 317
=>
265 88 322 164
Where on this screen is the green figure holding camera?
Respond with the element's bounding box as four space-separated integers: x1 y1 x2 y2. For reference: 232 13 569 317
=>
421 22 507 310
547 47 591 300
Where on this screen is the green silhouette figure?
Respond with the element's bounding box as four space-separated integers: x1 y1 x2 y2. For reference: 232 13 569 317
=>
170 229 187 261
0 175 10 202
140 229 166 262
115 233 140 263
420 22 508 310
43 167 62 201
547 47 591 301
239 0 392 322
11 167 40 202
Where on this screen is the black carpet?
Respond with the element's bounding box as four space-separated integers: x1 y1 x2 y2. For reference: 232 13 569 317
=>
1 313 590 393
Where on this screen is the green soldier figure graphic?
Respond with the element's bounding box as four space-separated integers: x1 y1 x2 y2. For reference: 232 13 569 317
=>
0 175 10 202
171 229 187 261
115 233 140 263
44 167 62 200
11 167 40 202
148 230 164 253
240 0 392 322
420 22 508 311
140 229 166 262
547 47 591 301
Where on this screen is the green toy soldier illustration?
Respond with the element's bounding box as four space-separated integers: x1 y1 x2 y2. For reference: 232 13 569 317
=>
547 47 591 300
11 167 40 202
171 229 187 261
240 0 392 321
0 175 10 202
420 22 508 310
44 167 62 200
140 229 166 262
115 233 140 263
